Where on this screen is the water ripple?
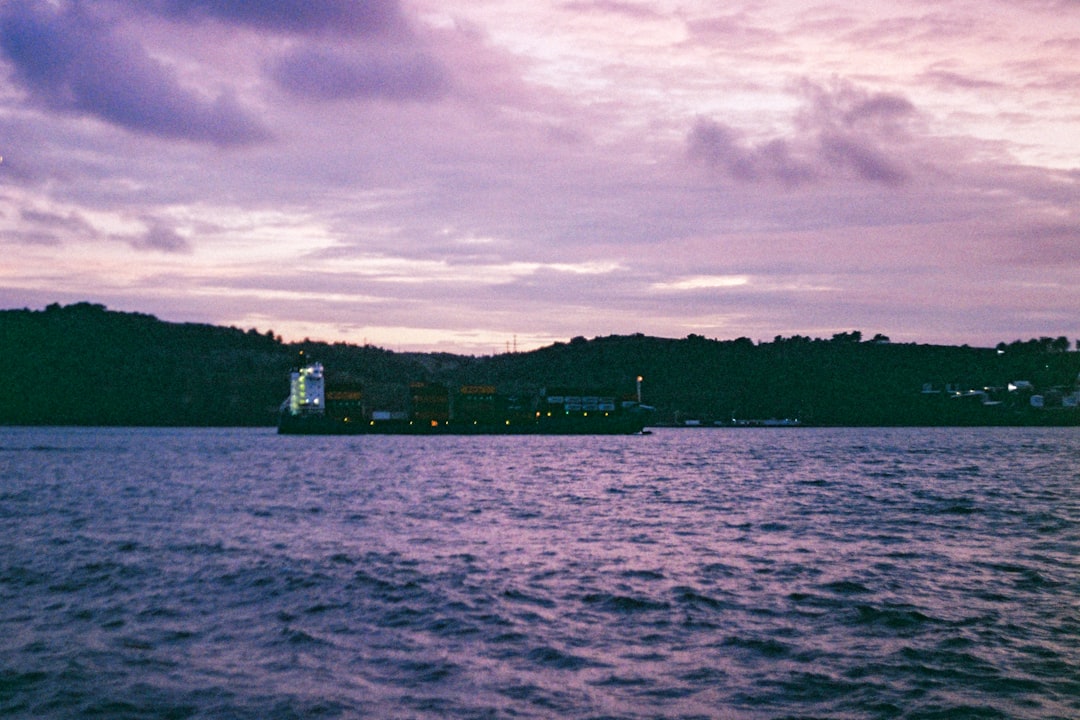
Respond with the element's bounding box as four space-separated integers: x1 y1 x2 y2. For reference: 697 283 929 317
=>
1 426 1078 719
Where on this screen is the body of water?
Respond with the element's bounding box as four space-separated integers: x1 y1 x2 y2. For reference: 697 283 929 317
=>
1 426 1077 719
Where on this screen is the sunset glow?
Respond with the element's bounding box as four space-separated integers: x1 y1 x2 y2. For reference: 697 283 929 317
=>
1 0 1077 353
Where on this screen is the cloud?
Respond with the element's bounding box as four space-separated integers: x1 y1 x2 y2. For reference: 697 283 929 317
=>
818 132 908 185
0 0 269 146
271 45 449 102
17 208 98 244
921 69 1004 91
687 121 816 186
139 0 409 37
560 2 665 20
652 275 751 291
1005 221 1080 266
688 81 915 187
685 12 783 50
9 205 193 254
130 221 192 253
836 93 916 127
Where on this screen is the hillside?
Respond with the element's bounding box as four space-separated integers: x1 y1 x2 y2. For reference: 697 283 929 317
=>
2 303 1078 426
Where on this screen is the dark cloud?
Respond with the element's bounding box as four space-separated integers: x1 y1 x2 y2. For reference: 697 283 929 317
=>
139 0 408 37
686 121 816 186
800 82 915 132
689 83 914 187
21 208 97 237
0 0 269 146
12 208 98 245
841 94 915 126
131 222 192 253
13 207 191 253
272 46 449 102
819 132 908 185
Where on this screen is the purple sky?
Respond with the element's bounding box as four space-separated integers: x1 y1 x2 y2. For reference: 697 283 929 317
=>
1 0 1078 353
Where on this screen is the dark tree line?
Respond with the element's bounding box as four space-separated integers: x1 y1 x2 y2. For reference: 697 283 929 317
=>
2 303 1078 426
996 337 1075 354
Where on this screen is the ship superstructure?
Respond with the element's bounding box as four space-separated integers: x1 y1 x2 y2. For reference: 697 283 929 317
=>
287 362 325 416
278 361 651 435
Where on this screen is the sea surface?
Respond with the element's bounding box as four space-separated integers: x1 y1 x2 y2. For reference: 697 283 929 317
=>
1 426 1077 719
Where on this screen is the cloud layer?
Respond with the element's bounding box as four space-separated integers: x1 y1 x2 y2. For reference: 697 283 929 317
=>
0 0 268 145
141 0 409 36
1 0 1077 352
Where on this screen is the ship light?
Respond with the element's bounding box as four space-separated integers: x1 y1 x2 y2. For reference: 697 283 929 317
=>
431 420 438 427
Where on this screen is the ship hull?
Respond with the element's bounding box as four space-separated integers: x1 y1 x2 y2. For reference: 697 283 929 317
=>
278 413 649 435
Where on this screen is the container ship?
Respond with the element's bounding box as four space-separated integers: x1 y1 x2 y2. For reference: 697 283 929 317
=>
277 362 653 435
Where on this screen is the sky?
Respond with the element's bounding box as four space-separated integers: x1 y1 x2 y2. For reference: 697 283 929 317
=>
1 0 1078 354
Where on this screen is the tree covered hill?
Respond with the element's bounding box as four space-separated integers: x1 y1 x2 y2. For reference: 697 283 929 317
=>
2 303 1078 426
